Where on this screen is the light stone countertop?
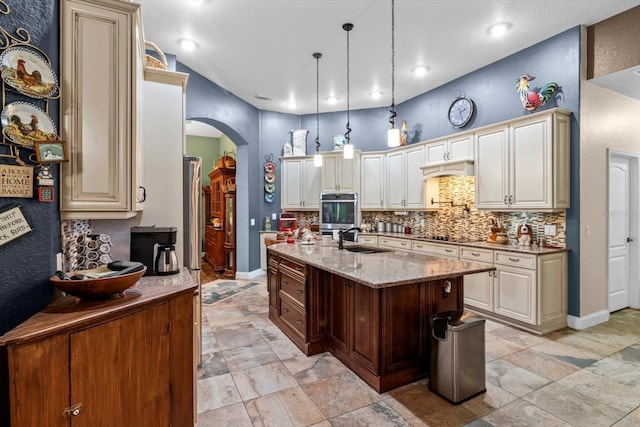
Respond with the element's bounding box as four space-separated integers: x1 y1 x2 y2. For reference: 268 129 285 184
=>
363 232 570 255
136 269 197 290
268 242 495 288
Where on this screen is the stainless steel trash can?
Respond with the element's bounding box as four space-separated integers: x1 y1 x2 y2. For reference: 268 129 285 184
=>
429 312 486 404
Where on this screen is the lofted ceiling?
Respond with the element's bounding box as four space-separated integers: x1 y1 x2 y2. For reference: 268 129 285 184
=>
139 0 640 118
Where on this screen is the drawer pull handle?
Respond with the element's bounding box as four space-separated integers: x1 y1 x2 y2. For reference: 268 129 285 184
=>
282 281 288 285
295 320 303 326
471 253 480 257
401 242 407 246
295 289 303 294
508 257 520 262
445 249 453 253
416 244 423 248
282 308 289 313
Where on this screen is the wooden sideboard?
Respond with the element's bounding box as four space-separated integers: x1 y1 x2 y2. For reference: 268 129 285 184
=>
0 284 196 426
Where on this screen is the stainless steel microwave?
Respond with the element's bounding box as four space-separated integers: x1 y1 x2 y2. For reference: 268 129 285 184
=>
319 192 359 232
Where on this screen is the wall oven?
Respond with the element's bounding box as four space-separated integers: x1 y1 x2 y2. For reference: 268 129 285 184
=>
319 192 360 241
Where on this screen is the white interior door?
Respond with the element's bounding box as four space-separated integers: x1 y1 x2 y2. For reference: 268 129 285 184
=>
608 155 630 312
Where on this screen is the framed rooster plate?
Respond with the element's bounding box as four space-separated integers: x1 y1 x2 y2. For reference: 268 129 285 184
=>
1 101 59 148
0 46 60 99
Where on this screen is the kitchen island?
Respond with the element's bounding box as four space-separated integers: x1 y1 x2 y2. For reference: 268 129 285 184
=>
267 241 494 393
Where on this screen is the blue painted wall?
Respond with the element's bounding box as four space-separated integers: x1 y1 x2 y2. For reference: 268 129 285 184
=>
0 0 60 335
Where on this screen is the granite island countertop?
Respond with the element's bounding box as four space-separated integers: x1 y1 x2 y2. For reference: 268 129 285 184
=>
267 241 495 288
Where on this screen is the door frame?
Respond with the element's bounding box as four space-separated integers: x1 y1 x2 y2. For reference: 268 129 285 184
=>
607 148 640 310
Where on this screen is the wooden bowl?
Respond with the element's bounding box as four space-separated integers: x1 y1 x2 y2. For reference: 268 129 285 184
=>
50 266 147 301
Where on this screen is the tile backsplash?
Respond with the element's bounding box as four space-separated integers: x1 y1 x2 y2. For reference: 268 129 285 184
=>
291 176 566 247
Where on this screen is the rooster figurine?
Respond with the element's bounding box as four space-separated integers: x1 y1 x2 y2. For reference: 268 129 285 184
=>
517 74 559 112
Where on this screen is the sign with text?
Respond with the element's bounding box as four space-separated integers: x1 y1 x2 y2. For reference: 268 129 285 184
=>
0 165 33 198
0 204 33 247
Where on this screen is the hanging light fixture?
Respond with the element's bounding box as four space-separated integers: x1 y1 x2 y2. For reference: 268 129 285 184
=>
343 23 354 160
313 52 323 167
387 0 400 147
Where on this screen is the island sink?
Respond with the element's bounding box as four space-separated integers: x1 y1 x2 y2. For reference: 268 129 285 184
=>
344 246 391 254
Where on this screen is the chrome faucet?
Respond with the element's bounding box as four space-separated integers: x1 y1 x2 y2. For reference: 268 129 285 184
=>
338 227 362 250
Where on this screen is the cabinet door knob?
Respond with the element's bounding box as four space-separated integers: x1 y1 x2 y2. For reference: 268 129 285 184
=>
282 308 289 313
295 319 303 326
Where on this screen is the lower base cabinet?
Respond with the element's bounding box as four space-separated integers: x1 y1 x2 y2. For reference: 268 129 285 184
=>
0 285 195 426
267 250 463 393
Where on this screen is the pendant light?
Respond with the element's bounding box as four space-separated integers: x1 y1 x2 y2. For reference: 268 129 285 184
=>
387 0 400 147
313 52 323 167
343 23 354 160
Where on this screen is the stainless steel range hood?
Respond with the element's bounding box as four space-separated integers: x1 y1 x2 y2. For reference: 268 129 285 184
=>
420 160 474 180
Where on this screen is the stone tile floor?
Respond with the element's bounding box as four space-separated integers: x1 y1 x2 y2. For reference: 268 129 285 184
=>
196 276 640 426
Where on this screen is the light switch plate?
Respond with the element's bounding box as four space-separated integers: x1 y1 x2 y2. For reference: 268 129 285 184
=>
56 252 63 271
544 225 557 236
250 218 255 226
272 213 277 220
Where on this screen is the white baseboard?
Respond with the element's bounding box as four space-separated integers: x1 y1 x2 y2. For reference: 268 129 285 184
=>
567 309 610 330
235 269 266 280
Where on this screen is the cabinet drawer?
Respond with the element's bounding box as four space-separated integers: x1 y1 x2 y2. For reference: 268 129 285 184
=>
411 241 458 258
459 247 493 263
494 251 536 269
280 270 306 306
280 297 306 338
280 257 306 277
379 237 411 250
358 235 378 246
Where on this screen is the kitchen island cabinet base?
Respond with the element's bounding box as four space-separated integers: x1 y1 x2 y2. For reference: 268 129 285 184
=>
268 252 465 393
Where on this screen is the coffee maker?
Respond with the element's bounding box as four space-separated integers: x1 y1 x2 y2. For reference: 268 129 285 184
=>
130 226 179 276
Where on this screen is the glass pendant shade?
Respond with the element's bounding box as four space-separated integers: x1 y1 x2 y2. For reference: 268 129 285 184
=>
388 127 400 147
343 143 354 159
314 152 323 166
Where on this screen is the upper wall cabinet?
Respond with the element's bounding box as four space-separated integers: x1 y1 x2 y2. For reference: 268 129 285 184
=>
385 144 425 209
60 0 145 219
424 134 473 167
360 152 385 210
475 108 571 211
320 152 359 194
281 157 321 210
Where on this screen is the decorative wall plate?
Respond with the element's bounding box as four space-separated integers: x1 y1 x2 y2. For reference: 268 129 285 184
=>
264 162 275 173
264 182 275 193
1 101 59 148
0 46 59 99
265 172 275 183
264 193 275 203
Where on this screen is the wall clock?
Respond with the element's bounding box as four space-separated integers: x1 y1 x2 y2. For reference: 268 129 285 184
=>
447 96 475 128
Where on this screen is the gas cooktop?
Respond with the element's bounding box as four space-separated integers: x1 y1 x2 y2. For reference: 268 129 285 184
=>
413 236 475 243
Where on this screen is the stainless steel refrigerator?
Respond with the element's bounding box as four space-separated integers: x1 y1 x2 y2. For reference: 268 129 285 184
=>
183 155 202 365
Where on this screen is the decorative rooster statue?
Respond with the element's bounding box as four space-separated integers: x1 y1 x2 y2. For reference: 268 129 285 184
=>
517 74 559 112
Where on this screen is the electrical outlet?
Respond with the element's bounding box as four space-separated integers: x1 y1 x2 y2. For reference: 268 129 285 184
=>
544 225 557 236
250 218 255 226
56 252 63 271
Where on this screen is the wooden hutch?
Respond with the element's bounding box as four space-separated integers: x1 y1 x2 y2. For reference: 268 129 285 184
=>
204 167 236 277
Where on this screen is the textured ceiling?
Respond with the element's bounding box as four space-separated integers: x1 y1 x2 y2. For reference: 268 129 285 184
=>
139 0 640 115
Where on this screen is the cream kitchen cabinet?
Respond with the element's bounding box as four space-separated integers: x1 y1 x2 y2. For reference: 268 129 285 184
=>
359 152 386 209
459 247 494 312
411 240 459 258
281 157 321 209
424 134 473 166
378 236 411 251
357 234 379 246
60 0 145 219
460 246 568 334
474 108 571 211
320 152 359 194
385 144 425 209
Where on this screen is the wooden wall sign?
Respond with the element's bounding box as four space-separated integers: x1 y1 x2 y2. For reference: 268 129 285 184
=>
0 165 33 198
0 203 33 247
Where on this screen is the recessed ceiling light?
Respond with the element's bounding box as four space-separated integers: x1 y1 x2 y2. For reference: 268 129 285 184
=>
327 96 339 105
286 101 298 109
633 68 640 77
487 22 512 37
412 65 430 77
178 38 198 51
369 90 383 100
